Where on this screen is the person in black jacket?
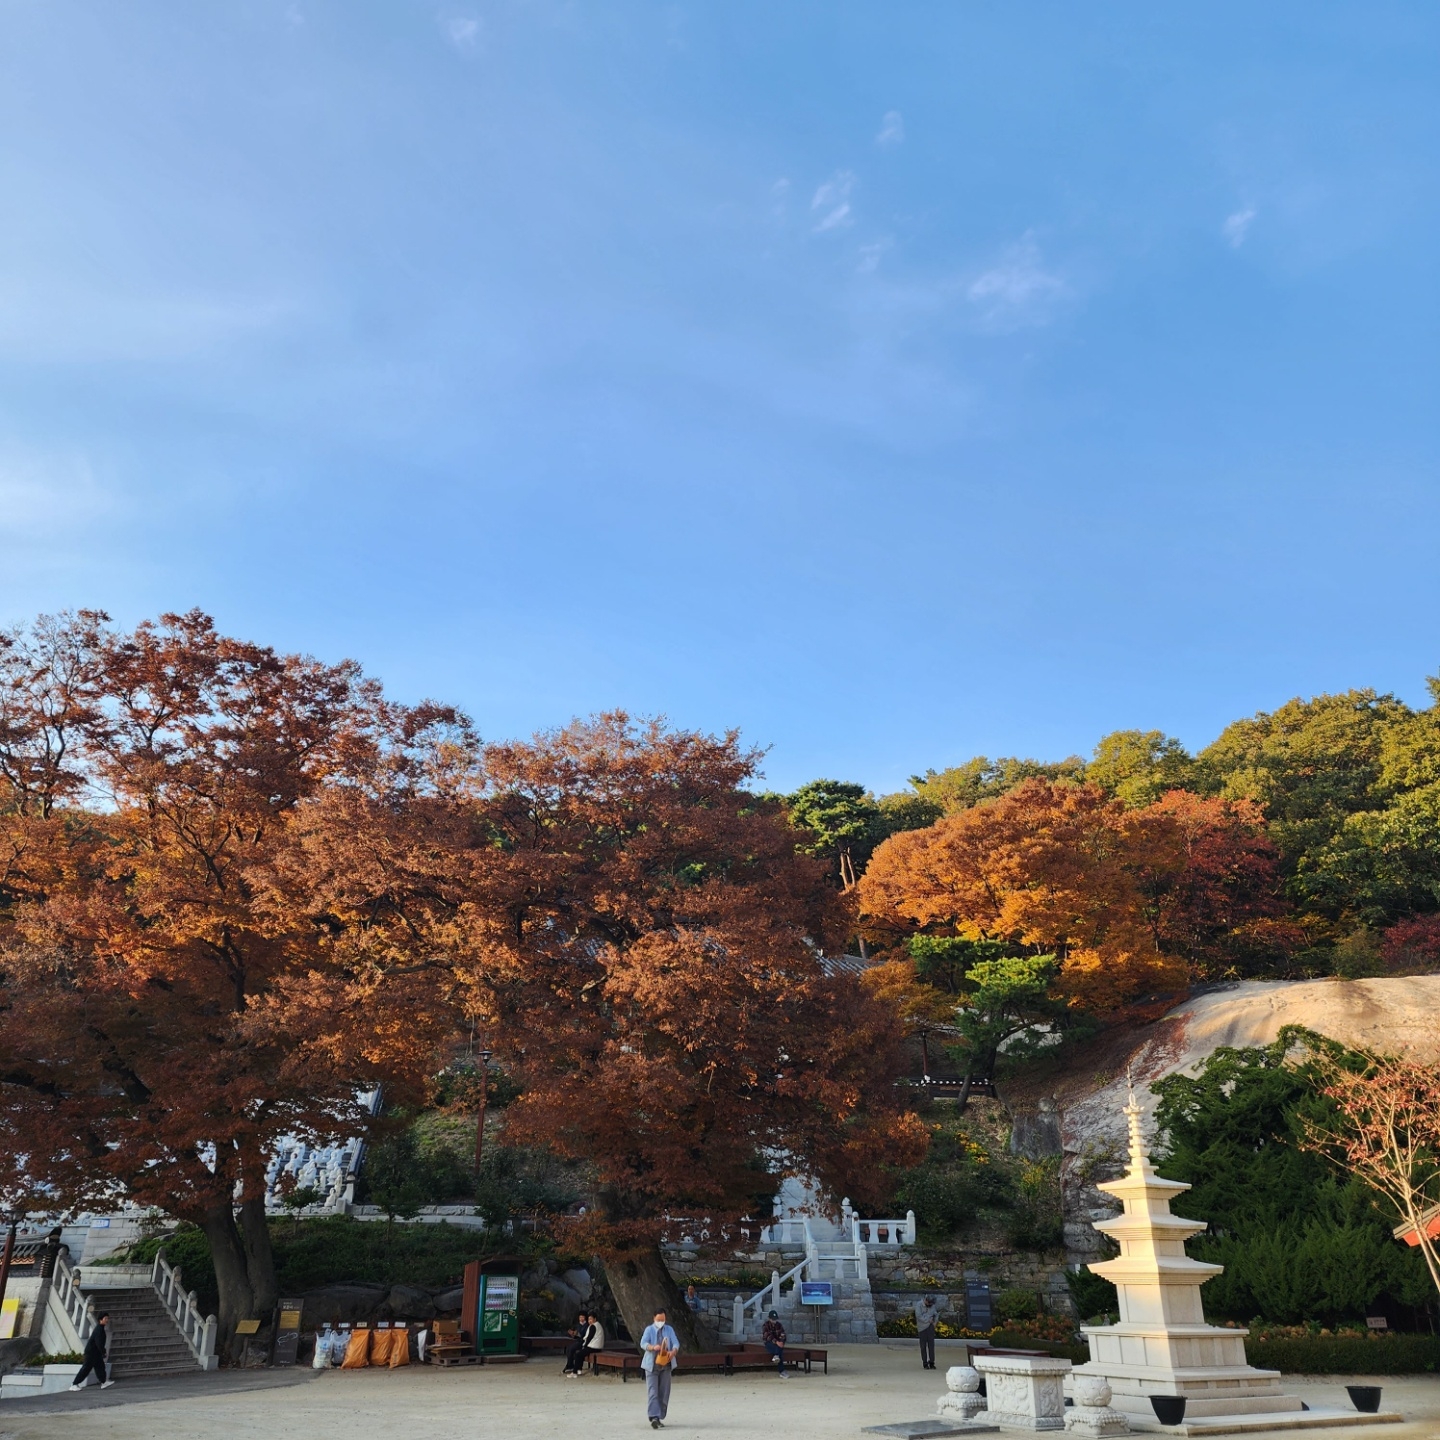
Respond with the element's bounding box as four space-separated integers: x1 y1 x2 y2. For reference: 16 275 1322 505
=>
563 1312 593 1376
70 1312 114 1390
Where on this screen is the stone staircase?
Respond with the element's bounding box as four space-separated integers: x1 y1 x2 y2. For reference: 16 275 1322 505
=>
88 1288 202 1379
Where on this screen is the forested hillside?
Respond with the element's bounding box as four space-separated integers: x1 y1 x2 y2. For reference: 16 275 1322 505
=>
779 679 1440 1048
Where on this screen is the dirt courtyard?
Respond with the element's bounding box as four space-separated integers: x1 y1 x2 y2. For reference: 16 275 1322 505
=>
3 1344 1437 1440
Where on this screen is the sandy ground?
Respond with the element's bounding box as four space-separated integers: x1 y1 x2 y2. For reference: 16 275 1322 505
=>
3 1344 1438 1440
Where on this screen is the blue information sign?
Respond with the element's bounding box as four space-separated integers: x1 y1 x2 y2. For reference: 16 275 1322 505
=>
799 1281 833 1306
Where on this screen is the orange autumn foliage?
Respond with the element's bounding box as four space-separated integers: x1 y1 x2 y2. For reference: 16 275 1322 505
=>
856 779 1281 1011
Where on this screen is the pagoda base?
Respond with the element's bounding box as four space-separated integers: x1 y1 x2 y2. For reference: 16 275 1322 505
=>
1120 1408 1402 1436
1075 1324 1402 1435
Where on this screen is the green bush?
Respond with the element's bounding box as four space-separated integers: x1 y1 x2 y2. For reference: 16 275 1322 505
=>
1246 1334 1440 1375
1065 1266 1118 1323
995 1288 1040 1323
989 1329 1090 1364
122 1215 532 1311
125 1226 218 1314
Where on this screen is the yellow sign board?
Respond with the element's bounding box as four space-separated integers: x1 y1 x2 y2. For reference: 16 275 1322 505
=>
0 1297 21 1339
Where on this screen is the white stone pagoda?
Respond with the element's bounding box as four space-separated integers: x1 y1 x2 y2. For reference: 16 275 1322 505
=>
1073 1083 1400 1434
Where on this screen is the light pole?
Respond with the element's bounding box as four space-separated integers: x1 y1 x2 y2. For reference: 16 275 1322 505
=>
473 1047 493 1179
0 1216 17 1318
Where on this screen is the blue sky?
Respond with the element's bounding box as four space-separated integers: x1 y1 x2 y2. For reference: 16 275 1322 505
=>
2 2 1436 792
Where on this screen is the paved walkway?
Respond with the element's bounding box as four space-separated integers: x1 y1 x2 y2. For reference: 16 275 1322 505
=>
3 1344 1438 1440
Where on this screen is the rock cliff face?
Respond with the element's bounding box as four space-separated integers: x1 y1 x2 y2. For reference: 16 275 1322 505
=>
998 975 1440 1262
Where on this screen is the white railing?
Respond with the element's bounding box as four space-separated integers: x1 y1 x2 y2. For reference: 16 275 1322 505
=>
51 1250 95 1349
731 1253 809 1339
151 1249 219 1370
852 1211 916 1246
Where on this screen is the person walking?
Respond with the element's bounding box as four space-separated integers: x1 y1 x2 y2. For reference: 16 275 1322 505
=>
914 1294 944 1371
761 1308 789 1376
70 1312 114 1390
640 1307 681 1429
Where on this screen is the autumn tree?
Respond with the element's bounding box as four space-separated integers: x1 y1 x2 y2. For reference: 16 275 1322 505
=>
856 779 1281 1010
479 720 929 1342
0 612 460 1349
859 956 957 1077
1296 1050 1440 1301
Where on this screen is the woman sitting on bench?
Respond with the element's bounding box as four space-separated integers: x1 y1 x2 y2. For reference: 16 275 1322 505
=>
563 1313 594 1376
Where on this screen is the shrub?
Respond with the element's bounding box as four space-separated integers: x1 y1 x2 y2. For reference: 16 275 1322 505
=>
989 1329 1090 1363
1245 1334 1440 1375
121 1215 533 1312
1065 1266 1118 1323
995 1288 1040 1323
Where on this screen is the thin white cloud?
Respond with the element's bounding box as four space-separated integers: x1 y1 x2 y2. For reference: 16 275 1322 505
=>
1223 207 1257 248
856 239 892 275
811 171 856 233
967 235 1066 329
439 14 482 53
875 111 905 147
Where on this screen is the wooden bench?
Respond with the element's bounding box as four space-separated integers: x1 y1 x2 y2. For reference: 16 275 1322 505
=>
593 1344 828 1380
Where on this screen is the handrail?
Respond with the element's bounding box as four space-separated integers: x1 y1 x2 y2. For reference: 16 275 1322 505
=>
852 1211 916 1246
731 1253 808 1339
151 1248 219 1370
51 1249 95 1349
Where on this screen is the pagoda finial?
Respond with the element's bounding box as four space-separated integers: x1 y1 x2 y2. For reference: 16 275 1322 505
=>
1123 1066 1153 1176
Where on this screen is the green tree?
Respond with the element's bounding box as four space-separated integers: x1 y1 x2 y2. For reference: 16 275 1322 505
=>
910 756 1085 815
1197 689 1411 919
947 954 1066 1111
780 779 938 889
1151 1034 1432 1323
1085 730 1195 807
781 779 883 888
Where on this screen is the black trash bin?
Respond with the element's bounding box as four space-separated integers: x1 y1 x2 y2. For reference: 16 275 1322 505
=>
1150 1396 1188 1425
1346 1386 1382 1414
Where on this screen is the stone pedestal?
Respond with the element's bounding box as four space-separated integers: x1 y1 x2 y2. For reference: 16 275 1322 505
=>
938 1365 988 1424
1065 1375 1130 1438
975 1354 1071 1432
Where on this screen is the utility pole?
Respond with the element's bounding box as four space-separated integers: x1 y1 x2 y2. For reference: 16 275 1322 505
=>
0 1217 17 1319
472 1047 493 1178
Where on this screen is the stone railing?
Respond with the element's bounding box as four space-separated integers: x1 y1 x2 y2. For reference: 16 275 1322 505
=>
851 1211 915 1246
151 1249 219 1370
50 1250 95 1349
731 1253 809 1338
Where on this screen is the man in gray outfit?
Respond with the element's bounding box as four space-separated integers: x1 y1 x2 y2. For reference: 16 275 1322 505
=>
914 1294 945 1370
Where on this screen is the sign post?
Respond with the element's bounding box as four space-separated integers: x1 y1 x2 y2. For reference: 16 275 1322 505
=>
273 1298 304 1366
799 1279 833 1344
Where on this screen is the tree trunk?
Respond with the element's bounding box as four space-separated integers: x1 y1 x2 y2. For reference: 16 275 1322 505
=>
199 1201 255 1359
239 1194 279 1317
956 1070 973 1114
602 1243 702 1352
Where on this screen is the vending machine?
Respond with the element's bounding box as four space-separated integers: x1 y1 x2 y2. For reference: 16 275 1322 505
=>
462 1260 521 1358
478 1273 519 1356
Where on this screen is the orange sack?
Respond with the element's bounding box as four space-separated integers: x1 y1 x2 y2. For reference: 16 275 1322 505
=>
341 1329 371 1368
388 1328 410 1368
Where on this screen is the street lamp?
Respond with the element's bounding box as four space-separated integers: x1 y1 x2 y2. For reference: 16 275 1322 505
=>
0 1214 17 1319
473 1047 494 1178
